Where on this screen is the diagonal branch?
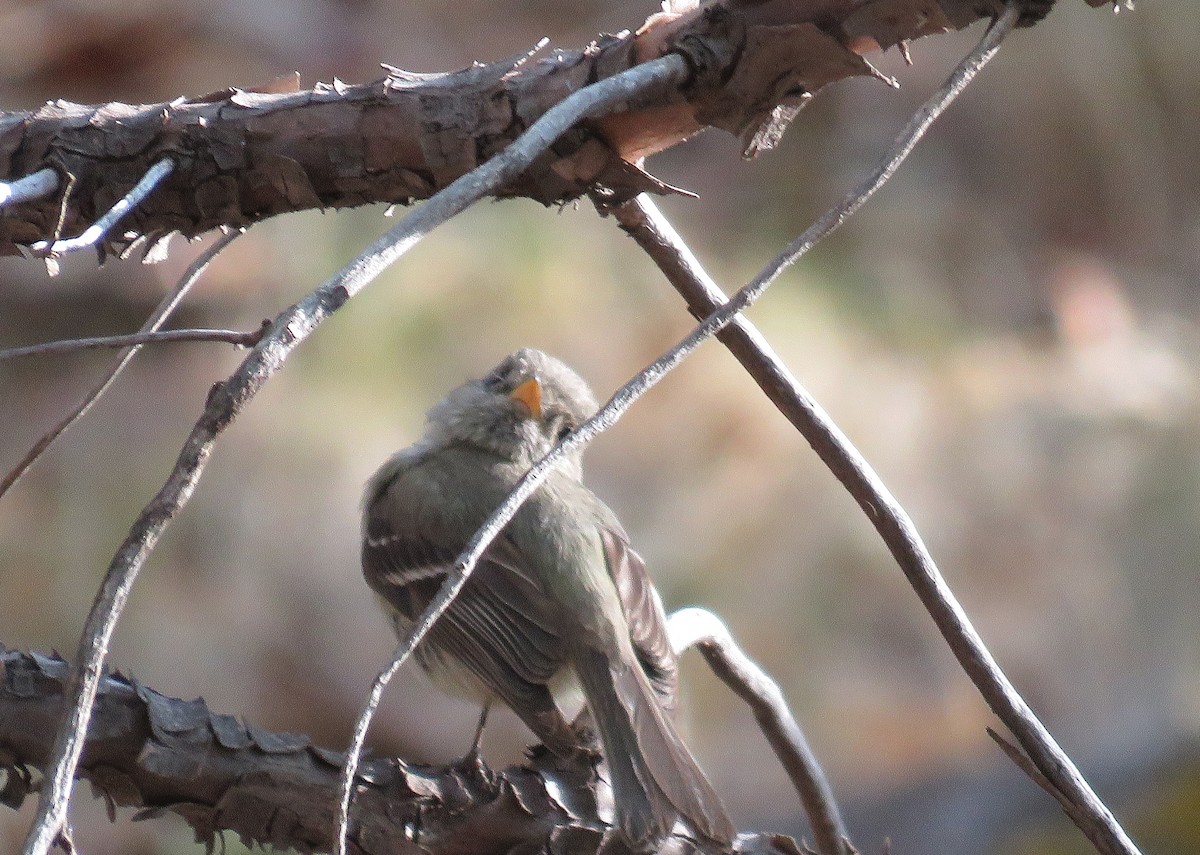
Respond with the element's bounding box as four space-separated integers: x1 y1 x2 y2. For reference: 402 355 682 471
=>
609 12 1140 845
614 191 1140 855
21 53 689 855
31 157 175 258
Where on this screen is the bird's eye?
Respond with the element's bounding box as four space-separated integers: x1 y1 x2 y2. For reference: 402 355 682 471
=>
482 368 506 391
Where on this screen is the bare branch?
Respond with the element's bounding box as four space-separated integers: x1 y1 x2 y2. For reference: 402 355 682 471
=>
0 0 1071 255
20 54 689 855
0 228 244 501
0 167 59 208
30 158 174 256
1 644 786 855
668 609 851 855
332 54 691 855
612 14 1142 855
986 727 1087 823
0 327 265 361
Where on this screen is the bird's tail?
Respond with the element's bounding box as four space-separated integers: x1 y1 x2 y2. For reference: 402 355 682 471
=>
574 646 735 847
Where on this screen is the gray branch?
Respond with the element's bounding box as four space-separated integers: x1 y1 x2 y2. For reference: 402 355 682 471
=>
0 228 243 501
30 158 175 261
0 167 59 208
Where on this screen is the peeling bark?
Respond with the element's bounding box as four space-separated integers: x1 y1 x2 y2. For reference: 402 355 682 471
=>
0 645 803 855
0 0 1057 258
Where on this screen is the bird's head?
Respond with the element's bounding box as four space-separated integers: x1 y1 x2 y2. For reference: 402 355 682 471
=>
426 348 598 472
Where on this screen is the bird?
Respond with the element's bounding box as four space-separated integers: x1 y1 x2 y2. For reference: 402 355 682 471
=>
361 348 735 847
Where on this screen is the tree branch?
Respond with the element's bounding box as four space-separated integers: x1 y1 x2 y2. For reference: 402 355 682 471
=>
609 37 1140 854
30 157 174 260
0 0 1063 257
0 644 797 855
0 167 58 208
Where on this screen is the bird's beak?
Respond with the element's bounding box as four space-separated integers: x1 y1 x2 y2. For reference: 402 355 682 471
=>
510 378 542 419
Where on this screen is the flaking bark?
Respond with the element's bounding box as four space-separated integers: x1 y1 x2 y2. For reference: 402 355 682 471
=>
1 644 798 855
0 0 1055 258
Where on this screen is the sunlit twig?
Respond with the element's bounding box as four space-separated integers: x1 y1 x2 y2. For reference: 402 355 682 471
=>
30 158 174 256
0 167 59 208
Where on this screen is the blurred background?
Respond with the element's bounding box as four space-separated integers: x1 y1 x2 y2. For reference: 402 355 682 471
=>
2 1 1198 853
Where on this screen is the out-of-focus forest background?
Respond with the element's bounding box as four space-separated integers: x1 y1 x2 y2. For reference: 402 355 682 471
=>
2 2 1198 853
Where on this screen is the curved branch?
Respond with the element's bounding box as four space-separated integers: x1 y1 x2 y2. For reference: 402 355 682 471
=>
668 609 851 855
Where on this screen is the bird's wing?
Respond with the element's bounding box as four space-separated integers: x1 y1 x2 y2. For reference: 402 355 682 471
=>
599 527 681 717
363 475 577 755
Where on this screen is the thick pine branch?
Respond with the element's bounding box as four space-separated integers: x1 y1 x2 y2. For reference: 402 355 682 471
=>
0 0 1058 257
1 645 800 855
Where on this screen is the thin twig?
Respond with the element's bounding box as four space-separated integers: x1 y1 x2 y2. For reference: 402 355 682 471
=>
615 19 1140 855
19 54 689 855
668 608 851 855
331 54 691 855
0 167 60 208
30 158 175 255
0 228 244 501
0 327 264 361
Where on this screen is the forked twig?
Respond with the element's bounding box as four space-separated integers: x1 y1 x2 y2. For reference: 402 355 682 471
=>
668 608 851 855
0 228 244 501
0 327 264 361
30 158 175 256
20 54 690 855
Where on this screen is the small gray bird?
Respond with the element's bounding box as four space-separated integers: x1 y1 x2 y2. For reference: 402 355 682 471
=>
362 348 734 847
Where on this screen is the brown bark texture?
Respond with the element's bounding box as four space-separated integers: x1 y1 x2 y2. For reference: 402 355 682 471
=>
0 0 1059 259
0 645 805 855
